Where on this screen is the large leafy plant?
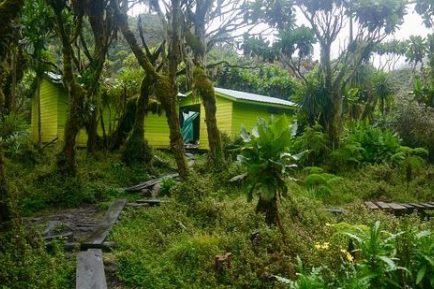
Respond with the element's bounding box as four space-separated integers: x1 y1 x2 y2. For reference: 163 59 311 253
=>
341 221 403 288
232 116 299 226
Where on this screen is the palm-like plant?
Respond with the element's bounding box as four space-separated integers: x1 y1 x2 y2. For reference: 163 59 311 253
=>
232 116 299 226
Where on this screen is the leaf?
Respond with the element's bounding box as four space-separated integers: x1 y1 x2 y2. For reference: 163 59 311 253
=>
240 126 250 142
271 275 292 284
378 256 397 271
416 265 426 285
229 173 248 183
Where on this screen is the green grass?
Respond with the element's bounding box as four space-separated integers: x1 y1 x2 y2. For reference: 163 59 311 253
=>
2 148 433 289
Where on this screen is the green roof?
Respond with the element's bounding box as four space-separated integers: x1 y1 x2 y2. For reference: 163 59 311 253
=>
214 87 296 108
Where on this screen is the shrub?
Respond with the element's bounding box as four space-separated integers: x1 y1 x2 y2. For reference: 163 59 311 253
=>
303 173 343 200
160 177 177 196
393 101 434 162
0 114 40 164
329 123 401 171
0 225 74 289
293 123 330 166
234 116 299 226
392 146 428 183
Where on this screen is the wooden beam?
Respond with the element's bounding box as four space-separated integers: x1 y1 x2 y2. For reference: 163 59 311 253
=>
376 202 392 210
83 199 126 246
421 203 434 209
388 203 407 210
76 249 107 289
135 199 167 207
125 174 178 192
365 201 380 210
399 203 414 209
409 203 425 209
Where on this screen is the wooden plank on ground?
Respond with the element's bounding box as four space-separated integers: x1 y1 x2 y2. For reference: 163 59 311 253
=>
388 203 407 210
135 199 167 206
76 249 107 289
421 203 434 209
365 201 379 210
83 199 126 246
125 174 178 192
399 203 414 209
409 203 425 209
376 202 391 210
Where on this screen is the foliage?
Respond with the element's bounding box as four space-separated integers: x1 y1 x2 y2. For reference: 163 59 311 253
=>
274 258 327 289
330 123 401 170
339 221 403 288
6 149 150 214
393 100 434 162
293 123 329 166
0 224 74 288
392 146 428 183
234 116 299 225
303 173 343 200
293 71 329 127
213 64 297 100
160 177 177 196
0 114 39 164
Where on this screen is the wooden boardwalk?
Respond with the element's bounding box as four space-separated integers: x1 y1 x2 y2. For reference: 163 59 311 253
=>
76 199 126 289
365 201 434 216
76 249 107 289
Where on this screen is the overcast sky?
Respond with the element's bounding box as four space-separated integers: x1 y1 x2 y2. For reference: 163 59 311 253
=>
131 3 431 69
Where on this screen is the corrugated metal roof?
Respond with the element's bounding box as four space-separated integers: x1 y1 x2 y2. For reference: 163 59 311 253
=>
214 87 295 107
45 72 63 84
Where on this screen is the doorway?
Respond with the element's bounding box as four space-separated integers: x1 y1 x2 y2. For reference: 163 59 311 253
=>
180 104 200 145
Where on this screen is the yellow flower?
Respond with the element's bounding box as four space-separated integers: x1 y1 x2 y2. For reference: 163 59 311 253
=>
314 242 330 251
340 249 354 262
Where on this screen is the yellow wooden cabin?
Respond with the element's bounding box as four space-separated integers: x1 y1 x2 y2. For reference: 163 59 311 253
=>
179 87 296 149
31 74 295 149
31 73 171 148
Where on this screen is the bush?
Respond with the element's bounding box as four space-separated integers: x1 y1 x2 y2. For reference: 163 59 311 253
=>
160 177 177 196
0 225 74 289
0 114 40 164
329 123 401 171
393 101 434 162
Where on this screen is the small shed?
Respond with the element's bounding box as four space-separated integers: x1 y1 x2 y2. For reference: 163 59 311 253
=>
179 87 296 150
31 73 171 148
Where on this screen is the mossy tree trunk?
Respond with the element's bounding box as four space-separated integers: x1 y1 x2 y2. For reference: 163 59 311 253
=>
0 0 25 226
0 150 10 226
193 66 224 168
185 2 225 168
327 91 343 149
256 196 280 227
155 76 188 178
109 95 137 150
114 2 188 178
122 76 152 164
0 0 24 115
48 1 86 175
84 0 115 154
48 0 114 171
